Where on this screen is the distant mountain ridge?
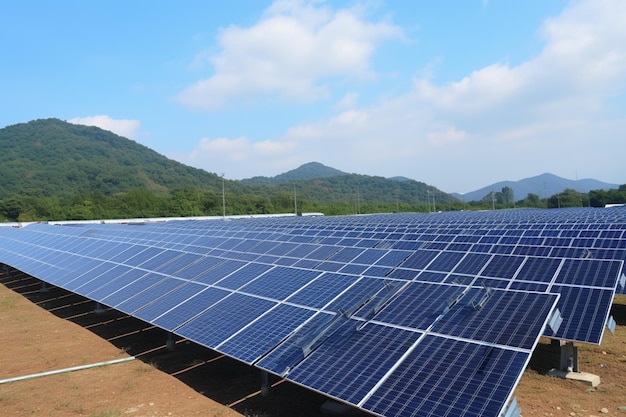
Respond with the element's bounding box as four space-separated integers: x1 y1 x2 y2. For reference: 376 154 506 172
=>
0 120 458 216
452 173 619 202
249 164 620 203
1 119 619 213
241 162 347 184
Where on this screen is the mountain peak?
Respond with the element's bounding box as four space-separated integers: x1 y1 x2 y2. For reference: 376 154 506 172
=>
0 118 220 199
452 173 619 201
242 162 347 184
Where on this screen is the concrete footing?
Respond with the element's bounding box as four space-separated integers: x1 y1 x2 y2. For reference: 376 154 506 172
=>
547 369 601 387
545 340 601 387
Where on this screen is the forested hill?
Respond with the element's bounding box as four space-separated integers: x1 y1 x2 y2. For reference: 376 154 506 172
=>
0 118 221 199
242 161 348 184
0 118 460 221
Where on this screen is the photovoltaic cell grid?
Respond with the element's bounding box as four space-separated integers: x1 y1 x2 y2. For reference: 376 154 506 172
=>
0 207 625 417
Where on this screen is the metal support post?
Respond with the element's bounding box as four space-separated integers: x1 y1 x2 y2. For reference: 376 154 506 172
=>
166 332 176 351
261 370 271 397
559 341 579 372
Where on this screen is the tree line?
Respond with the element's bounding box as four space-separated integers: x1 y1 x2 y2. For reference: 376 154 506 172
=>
1 184 624 223
476 185 626 210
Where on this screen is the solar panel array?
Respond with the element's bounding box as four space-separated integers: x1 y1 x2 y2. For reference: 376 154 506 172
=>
1 207 625 417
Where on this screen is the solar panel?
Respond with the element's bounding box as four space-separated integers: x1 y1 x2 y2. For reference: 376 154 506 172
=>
1 207 625 417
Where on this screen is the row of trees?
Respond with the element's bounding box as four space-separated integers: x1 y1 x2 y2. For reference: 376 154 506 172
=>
477 185 626 210
0 187 457 222
0 188 297 222
1 184 624 223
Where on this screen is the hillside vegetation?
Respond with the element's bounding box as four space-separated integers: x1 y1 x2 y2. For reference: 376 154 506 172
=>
0 119 457 221
0 118 222 198
1 119 623 222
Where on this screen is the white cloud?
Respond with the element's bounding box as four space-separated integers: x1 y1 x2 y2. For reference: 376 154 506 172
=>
177 135 299 178
68 115 140 139
178 0 626 192
177 0 403 110
427 128 467 146
334 92 359 110
312 0 626 189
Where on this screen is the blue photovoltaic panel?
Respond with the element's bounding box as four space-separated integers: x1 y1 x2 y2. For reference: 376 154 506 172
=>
453 252 493 275
554 259 622 288
314 260 344 272
63 261 118 292
286 323 422 406
352 248 387 265
375 250 411 267
176 293 276 348
51 258 102 286
86 267 147 300
102 272 165 308
400 250 439 270
514 257 561 282
306 245 341 261
108 245 144 263
115 278 185 314
325 277 392 313
155 252 203 275
134 282 207 322
285 272 357 309
386 268 420 280
371 282 464 330
287 243 320 257
481 255 525 279
239 267 321 300
549 285 615 343
1 208 626 417
327 247 364 263
72 263 129 295
432 289 560 349
194 259 247 285
137 249 183 271
95 242 134 262
338 263 369 275
362 265 393 278
152 287 231 331
362 335 529 417
415 271 449 283
292 258 321 269
256 312 335 374
473 277 510 289
175 256 223 280
509 281 549 292
216 304 315 364
216 262 274 290
427 251 466 273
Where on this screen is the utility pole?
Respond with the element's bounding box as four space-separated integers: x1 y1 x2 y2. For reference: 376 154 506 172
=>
221 173 226 219
293 182 298 215
431 187 437 213
396 189 399 212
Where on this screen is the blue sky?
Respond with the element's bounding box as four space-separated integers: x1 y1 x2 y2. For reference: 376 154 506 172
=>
2 0 625 194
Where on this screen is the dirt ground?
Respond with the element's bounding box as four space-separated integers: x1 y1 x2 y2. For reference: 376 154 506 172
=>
0 268 624 417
